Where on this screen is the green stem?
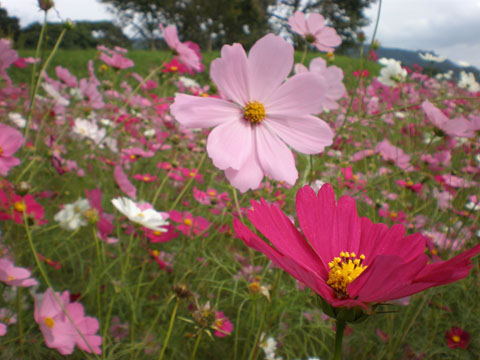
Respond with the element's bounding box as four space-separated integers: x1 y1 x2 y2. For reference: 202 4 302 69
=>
169 152 207 211
25 26 68 141
158 300 179 360
333 320 346 360
190 331 203 360
16 287 24 353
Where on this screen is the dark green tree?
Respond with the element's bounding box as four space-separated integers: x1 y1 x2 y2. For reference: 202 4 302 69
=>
270 0 377 51
98 0 274 50
0 7 21 41
18 21 131 49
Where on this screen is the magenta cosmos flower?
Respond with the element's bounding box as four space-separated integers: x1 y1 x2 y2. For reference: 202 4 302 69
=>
234 184 480 309
288 11 341 52
171 34 333 192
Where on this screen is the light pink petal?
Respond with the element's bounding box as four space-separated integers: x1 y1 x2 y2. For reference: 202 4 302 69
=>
114 165 137 199
0 124 24 155
313 27 342 52
170 94 241 129
265 73 325 116
44 320 77 355
248 34 294 102
160 25 180 50
206 119 252 170
0 323 6 336
294 63 308 74
422 100 447 128
255 125 297 185
309 57 328 74
288 11 309 36
306 13 325 34
210 43 250 105
442 118 474 138
0 157 21 176
265 114 333 154
224 141 263 193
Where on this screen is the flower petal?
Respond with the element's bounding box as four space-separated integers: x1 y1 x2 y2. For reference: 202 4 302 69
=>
248 34 293 102
206 119 252 171
170 94 241 129
265 114 333 154
248 198 328 278
265 73 325 116
255 125 298 185
210 43 250 105
224 141 263 192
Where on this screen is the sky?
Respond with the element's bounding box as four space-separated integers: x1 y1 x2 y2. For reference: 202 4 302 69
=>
2 0 480 69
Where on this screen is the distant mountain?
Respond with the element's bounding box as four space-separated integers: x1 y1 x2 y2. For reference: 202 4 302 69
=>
366 46 480 79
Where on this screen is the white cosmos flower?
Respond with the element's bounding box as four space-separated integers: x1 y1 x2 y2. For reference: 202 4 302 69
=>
458 71 480 92
111 197 169 231
377 58 407 87
54 199 90 231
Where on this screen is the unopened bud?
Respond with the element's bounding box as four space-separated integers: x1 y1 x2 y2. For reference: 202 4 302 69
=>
38 0 54 11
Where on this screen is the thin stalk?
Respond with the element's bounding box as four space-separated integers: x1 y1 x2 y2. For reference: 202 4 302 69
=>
169 152 207 211
16 287 24 353
25 27 68 141
190 331 203 360
158 300 179 360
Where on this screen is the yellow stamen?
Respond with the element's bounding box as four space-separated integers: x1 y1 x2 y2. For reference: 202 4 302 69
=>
0 146 3 157
244 101 266 124
452 335 461 343
143 176 151 181
327 252 367 298
152 250 159 257
13 201 25 213
390 211 398 219
44 317 55 328
183 218 193 226
406 181 414 186
7 275 14 281
130 155 136 160
170 65 178 72
214 318 224 328
153 230 162 236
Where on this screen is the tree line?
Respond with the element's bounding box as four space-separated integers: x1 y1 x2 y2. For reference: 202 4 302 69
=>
1 0 376 51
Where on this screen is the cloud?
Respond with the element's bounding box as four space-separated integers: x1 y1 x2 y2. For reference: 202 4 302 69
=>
363 0 480 68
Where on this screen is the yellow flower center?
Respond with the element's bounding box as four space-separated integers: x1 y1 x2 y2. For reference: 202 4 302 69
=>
244 101 266 124
171 65 178 72
406 181 414 186
7 275 14 281
153 230 162 236
214 318 224 328
452 335 461 343
152 250 159 257
44 317 55 328
327 252 367 297
0 146 3 156
13 201 25 213
183 218 193 226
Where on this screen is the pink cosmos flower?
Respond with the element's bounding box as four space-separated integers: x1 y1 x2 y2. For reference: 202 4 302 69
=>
160 25 204 73
0 39 18 81
288 11 341 52
56 66 78 87
171 34 333 192
114 165 137 199
34 288 102 355
0 124 24 176
99 52 134 70
422 100 475 138
0 258 38 287
295 57 346 110
376 139 412 171
85 189 114 242
234 184 480 309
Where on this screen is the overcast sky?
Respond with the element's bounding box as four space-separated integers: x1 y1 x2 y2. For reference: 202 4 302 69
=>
1 0 480 68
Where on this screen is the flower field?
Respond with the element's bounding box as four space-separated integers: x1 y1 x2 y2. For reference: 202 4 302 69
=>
0 9 479 360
